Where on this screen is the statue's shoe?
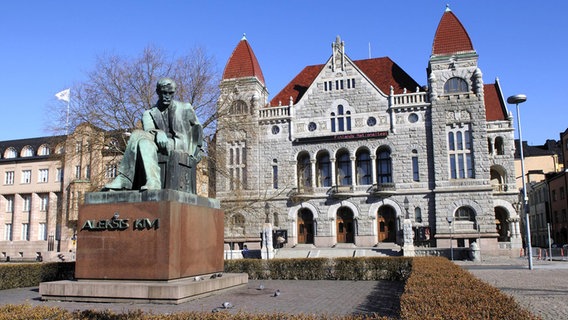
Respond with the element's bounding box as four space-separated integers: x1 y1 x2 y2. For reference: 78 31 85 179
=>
140 180 161 191
102 176 129 191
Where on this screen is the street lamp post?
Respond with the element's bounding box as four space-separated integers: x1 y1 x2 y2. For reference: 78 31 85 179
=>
507 94 533 270
446 216 454 261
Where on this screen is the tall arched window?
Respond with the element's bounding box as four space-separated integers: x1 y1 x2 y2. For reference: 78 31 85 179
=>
356 149 372 185
448 124 474 179
444 77 468 94
376 148 392 183
297 152 312 190
336 150 352 186
316 151 331 187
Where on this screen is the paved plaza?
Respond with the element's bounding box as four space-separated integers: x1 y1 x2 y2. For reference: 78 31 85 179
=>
1 257 567 319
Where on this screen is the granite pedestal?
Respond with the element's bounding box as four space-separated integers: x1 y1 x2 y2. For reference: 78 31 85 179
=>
40 190 248 304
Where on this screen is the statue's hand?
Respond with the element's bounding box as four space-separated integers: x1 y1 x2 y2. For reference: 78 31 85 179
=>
155 131 169 151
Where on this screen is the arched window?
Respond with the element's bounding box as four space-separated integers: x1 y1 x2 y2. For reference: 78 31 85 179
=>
448 124 474 179
331 105 352 132
455 206 475 222
336 150 352 186
21 146 34 157
356 149 372 185
376 148 392 183
444 77 468 94
316 151 331 187
297 152 312 190
38 144 50 156
4 147 17 159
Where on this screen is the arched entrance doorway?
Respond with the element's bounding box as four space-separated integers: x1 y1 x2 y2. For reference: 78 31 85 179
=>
337 207 354 243
494 207 509 242
297 209 314 244
377 206 396 242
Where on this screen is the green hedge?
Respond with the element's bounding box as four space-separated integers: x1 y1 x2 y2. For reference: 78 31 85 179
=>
0 262 74 290
225 257 412 281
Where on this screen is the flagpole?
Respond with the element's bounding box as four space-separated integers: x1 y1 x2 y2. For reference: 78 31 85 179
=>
65 99 69 135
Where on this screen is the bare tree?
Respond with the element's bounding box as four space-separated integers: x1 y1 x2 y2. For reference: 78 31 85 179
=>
48 45 219 141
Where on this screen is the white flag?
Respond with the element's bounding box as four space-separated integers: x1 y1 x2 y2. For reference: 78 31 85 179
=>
55 88 71 102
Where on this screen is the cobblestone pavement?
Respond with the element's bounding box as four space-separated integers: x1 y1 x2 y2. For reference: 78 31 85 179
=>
457 257 568 320
2 257 567 319
0 279 403 318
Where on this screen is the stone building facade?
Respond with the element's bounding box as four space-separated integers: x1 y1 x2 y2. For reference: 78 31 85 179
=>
215 7 522 255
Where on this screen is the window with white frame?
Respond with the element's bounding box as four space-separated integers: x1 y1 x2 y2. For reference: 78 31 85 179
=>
56 168 63 182
4 224 12 241
22 195 31 212
228 141 247 190
105 164 117 178
38 144 50 156
448 124 474 179
5 196 14 213
38 223 47 241
38 169 49 183
75 165 81 179
21 223 29 241
21 170 31 184
85 165 91 179
21 146 34 157
39 194 49 212
4 171 14 185
4 147 17 159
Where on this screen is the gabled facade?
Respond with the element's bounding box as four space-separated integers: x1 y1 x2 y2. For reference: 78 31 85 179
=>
215 8 521 256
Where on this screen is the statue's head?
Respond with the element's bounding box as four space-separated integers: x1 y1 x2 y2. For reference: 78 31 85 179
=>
156 78 177 108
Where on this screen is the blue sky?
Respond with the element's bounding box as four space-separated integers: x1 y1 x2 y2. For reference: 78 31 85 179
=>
1 1 565 144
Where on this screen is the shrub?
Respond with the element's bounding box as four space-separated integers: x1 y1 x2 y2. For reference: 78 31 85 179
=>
0 262 74 290
400 257 540 320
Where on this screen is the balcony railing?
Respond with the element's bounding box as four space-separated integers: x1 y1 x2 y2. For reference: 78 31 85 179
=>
368 183 396 196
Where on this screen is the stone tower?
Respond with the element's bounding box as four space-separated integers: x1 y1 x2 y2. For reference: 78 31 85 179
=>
216 35 269 238
427 6 499 249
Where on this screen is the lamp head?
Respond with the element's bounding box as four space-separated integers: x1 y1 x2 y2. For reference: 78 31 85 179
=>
507 94 527 105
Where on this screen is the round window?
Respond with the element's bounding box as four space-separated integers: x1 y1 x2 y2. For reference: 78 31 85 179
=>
408 113 419 123
367 117 377 126
308 122 317 132
271 125 280 135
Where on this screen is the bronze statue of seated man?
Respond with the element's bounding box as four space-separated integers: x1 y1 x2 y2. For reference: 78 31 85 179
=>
103 78 203 193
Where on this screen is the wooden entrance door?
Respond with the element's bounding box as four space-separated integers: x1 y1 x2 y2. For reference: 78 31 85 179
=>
297 209 314 244
336 208 354 243
377 206 396 242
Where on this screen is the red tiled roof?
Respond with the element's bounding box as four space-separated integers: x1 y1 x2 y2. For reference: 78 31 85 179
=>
484 83 507 121
269 57 420 107
432 10 474 55
222 38 265 86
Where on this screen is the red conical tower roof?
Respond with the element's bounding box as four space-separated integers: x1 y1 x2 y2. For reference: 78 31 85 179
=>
432 7 474 55
222 35 265 86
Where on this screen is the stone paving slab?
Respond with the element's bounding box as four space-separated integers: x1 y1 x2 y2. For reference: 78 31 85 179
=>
458 257 568 320
0 279 403 318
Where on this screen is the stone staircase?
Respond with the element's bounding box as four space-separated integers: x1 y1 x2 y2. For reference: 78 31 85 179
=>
274 243 402 259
